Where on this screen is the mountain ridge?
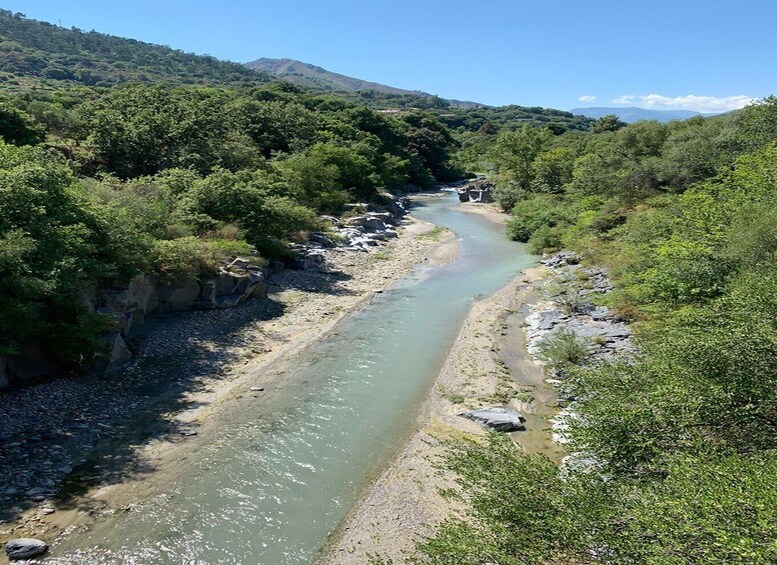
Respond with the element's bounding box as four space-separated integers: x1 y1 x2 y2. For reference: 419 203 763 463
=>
572 106 719 123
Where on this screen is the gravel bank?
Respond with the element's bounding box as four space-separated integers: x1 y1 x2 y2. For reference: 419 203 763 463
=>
0 214 458 559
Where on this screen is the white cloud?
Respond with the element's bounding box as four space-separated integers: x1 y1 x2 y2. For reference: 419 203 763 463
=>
610 93 757 113
578 95 597 102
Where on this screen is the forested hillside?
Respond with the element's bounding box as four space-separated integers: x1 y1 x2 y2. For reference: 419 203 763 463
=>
413 99 777 563
0 10 267 88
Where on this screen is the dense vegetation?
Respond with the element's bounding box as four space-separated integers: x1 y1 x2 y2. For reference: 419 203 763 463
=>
0 79 458 368
0 10 268 89
413 100 777 563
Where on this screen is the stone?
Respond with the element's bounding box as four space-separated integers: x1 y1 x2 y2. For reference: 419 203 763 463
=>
157 281 201 311
309 232 336 248
345 215 368 227
303 252 326 271
215 294 243 309
364 217 387 232
250 386 265 392
5 538 48 560
215 272 243 297
103 332 132 367
460 407 526 432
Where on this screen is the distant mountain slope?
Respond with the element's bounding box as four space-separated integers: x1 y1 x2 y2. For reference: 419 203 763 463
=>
245 57 425 96
0 9 268 88
572 106 718 123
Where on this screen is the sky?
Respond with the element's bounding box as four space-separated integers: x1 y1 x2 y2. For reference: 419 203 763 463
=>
3 0 776 111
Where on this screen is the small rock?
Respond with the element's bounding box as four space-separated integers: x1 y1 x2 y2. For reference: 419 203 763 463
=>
5 538 48 560
460 407 526 432
250 387 265 392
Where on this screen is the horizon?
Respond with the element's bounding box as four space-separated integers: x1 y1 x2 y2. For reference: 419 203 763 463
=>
2 0 775 112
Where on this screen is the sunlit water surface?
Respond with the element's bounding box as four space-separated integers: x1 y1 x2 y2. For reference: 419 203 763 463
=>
48 194 534 564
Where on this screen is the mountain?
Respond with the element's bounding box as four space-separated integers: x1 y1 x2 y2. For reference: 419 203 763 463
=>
0 9 269 88
571 106 718 123
245 57 428 96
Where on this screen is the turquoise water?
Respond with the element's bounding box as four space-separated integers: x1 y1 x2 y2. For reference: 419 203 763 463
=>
49 194 534 564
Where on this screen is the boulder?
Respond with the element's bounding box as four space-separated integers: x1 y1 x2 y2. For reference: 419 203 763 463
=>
215 271 243 297
364 217 387 232
345 216 368 227
6 342 60 385
234 272 264 296
309 232 336 248
5 538 48 560
304 252 326 271
198 280 217 307
103 332 133 367
157 281 201 312
215 294 243 309
460 407 526 432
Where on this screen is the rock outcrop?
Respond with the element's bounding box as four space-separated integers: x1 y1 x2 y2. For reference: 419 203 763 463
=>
0 257 274 390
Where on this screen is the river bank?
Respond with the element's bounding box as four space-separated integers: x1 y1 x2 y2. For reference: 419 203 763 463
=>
0 211 458 560
319 204 559 564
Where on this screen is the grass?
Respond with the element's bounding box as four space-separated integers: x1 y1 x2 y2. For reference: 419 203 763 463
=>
416 226 448 240
371 250 392 261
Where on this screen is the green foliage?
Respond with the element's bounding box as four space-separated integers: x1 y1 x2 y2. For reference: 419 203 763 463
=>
0 98 45 145
534 328 589 366
413 101 777 564
0 9 268 88
504 194 564 241
590 113 626 133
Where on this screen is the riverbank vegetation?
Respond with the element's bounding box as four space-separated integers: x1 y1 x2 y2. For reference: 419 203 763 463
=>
412 99 777 563
0 78 459 369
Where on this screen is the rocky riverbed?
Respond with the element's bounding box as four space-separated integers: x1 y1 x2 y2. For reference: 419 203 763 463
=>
0 208 458 562
320 241 636 564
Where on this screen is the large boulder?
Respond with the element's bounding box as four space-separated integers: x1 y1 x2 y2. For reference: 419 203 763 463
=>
364 217 387 232
6 342 60 385
460 407 526 432
215 271 243 297
309 232 336 248
157 281 201 312
103 332 132 367
5 538 48 560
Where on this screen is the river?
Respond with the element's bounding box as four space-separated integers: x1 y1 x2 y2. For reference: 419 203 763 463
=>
47 194 534 564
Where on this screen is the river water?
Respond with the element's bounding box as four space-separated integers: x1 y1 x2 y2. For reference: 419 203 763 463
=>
48 194 534 564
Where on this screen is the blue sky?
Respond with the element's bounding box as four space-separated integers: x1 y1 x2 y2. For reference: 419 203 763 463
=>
4 0 775 111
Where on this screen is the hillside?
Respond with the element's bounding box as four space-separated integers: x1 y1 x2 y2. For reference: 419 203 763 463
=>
0 9 268 88
245 57 421 96
572 106 718 123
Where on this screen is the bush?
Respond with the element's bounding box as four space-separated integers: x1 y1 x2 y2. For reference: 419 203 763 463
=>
505 194 561 241
535 328 590 366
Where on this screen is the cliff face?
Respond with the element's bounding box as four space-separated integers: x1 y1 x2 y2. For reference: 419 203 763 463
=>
0 258 272 390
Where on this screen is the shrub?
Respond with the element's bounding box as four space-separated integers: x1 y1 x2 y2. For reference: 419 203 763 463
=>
535 328 589 366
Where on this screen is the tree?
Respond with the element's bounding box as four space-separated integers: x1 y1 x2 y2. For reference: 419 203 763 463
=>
0 99 45 146
591 113 626 133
